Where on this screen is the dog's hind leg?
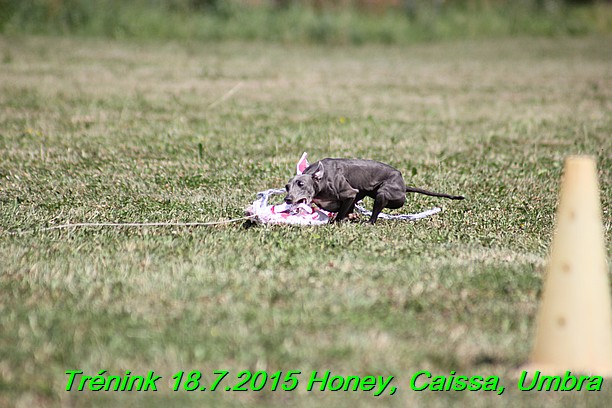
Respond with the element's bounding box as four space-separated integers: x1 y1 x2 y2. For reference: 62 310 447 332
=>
369 194 388 224
369 188 406 224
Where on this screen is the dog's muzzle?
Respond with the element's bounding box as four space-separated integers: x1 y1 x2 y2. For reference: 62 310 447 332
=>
284 197 308 205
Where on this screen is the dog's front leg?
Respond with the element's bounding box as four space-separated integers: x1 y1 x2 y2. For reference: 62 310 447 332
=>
332 198 356 223
328 176 358 223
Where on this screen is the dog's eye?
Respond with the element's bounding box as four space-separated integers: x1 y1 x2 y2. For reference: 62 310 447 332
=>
297 181 304 187
285 184 289 191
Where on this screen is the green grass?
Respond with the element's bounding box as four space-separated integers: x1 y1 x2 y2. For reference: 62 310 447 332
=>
0 35 611 407
1 1 611 44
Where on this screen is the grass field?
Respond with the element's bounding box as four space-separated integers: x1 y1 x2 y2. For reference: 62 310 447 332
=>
0 34 611 407
2 1 610 44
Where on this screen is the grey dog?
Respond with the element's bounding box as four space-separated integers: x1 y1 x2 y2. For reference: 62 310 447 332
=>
284 158 464 224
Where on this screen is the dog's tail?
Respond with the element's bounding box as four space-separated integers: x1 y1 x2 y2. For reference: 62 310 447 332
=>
406 186 464 200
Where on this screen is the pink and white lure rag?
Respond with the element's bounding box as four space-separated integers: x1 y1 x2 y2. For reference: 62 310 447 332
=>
245 153 442 225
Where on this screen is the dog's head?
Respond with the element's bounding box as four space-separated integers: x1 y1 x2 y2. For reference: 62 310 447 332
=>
284 162 324 205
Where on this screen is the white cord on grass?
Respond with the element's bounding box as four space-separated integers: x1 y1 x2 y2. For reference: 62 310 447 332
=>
5 215 255 235
208 82 243 109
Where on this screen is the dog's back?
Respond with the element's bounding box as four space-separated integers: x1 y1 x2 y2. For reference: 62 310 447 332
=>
305 158 404 192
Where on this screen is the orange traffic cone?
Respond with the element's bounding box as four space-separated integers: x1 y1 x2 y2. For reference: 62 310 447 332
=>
525 155 612 375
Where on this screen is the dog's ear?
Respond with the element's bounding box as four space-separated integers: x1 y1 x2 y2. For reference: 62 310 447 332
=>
312 162 324 181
